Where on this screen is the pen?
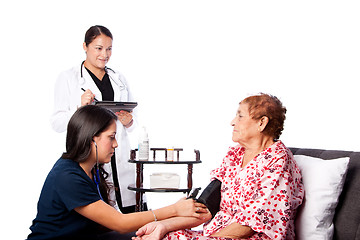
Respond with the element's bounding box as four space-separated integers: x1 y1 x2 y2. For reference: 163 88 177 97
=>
81 88 99 102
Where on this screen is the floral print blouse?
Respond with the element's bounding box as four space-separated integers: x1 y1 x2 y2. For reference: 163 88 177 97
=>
164 141 304 240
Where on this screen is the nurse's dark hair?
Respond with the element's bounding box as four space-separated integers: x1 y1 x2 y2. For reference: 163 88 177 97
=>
84 25 113 46
62 105 117 205
62 105 117 163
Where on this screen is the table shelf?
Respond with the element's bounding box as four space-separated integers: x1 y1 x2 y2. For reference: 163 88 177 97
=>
127 148 201 211
128 184 191 193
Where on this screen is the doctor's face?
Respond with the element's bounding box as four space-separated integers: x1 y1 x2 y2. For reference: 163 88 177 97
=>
83 34 112 70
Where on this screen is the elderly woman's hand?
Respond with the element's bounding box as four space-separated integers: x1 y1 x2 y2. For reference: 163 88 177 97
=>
210 222 255 239
132 221 167 240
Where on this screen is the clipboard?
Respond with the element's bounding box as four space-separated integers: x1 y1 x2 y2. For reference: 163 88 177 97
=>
95 101 137 113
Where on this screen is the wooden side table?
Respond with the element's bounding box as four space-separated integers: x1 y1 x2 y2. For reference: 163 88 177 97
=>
128 148 202 211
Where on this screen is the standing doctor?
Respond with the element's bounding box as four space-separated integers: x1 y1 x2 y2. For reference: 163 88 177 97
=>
50 25 144 213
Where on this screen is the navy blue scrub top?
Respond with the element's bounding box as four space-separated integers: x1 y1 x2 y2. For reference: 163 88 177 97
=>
27 158 102 240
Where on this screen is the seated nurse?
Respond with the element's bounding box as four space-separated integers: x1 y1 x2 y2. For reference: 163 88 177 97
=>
134 93 304 240
27 105 207 240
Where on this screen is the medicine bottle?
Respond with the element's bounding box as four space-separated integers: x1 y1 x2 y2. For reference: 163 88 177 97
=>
167 147 174 161
138 127 149 160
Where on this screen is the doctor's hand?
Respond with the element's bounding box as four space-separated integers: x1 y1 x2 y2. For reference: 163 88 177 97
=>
81 89 96 106
116 110 133 128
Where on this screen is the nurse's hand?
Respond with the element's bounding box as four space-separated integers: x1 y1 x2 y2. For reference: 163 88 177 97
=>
81 89 96 106
116 110 133 128
173 197 208 218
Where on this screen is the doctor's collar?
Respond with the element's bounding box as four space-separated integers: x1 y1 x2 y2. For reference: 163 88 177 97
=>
80 60 115 78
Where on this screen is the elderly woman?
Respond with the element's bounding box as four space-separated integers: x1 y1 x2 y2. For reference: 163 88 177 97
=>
134 93 304 240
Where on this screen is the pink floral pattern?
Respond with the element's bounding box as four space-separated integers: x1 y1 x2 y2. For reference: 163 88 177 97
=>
164 141 304 240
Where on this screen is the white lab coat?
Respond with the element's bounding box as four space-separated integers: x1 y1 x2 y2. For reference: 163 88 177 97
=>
50 62 137 208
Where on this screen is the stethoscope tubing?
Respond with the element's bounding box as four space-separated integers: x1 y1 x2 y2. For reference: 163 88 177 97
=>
80 61 126 92
93 141 104 201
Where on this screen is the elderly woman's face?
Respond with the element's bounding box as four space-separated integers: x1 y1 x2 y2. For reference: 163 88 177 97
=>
231 103 260 144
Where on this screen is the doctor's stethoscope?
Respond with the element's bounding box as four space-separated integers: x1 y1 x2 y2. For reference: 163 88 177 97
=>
80 61 127 91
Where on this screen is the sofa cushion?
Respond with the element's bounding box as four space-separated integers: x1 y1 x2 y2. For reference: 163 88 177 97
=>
290 148 360 240
294 155 349 239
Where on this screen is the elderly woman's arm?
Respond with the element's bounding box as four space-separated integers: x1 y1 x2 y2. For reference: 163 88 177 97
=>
210 222 255 239
135 213 212 240
134 218 254 240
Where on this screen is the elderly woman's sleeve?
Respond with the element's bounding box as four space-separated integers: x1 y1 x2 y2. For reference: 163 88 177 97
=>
232 155 303 239
209 146 238 182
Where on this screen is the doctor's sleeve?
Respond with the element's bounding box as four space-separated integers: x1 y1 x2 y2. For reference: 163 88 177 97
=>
50 72 76 133
121 74 138 133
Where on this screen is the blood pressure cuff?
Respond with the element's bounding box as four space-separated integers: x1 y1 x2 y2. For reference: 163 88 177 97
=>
196 179 221 218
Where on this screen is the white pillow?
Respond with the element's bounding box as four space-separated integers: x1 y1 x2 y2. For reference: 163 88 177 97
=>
294 155 350 240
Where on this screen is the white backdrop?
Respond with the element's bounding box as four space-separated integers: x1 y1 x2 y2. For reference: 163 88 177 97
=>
1 1 360 238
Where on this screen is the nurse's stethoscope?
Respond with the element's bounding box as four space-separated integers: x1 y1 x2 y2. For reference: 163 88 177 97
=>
92 140 104 201
80 61 127 91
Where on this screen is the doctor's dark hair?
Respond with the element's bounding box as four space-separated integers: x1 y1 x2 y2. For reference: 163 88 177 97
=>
84 25 113 46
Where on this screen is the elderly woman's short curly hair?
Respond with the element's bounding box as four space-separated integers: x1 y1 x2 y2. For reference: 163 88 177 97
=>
241 93 287 140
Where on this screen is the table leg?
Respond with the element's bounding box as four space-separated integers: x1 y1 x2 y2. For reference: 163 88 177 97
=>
187 163 193 190
136 163 144 211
